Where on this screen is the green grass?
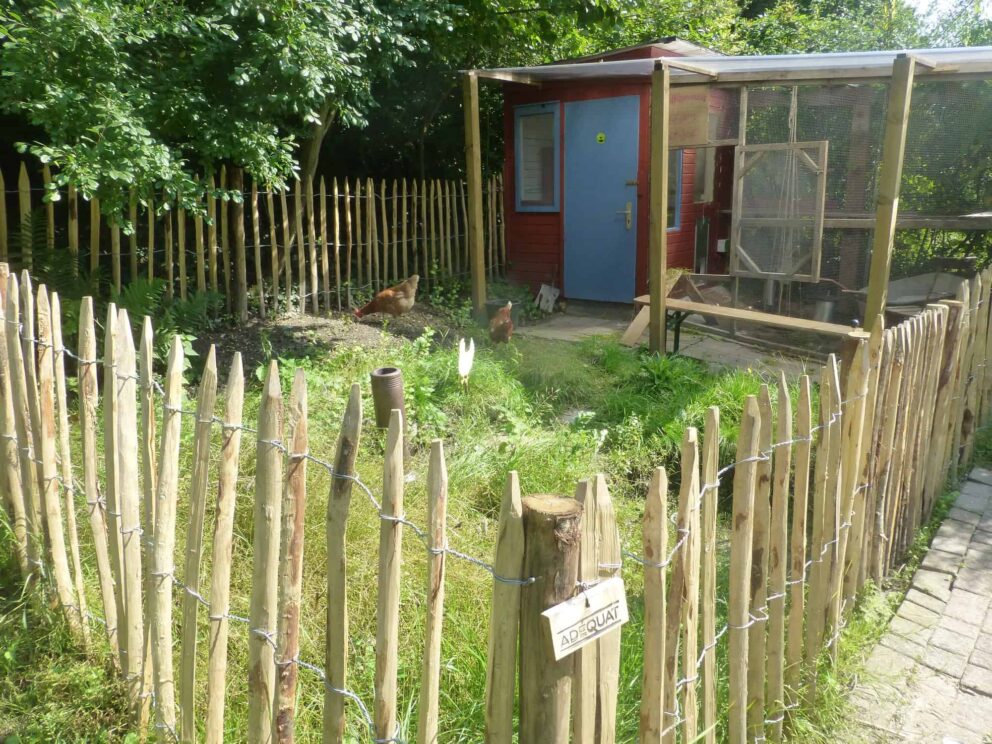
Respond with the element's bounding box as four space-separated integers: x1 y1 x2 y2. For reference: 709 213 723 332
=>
0 534 135 743
0 326 825 741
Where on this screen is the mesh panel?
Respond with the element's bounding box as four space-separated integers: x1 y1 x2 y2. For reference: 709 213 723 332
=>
902 79 992 217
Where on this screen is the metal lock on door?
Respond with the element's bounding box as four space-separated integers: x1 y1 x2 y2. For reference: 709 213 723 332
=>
616 201 632 230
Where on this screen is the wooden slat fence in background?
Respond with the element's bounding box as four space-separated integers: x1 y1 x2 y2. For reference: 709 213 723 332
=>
0 162 506 318
0 262 989 742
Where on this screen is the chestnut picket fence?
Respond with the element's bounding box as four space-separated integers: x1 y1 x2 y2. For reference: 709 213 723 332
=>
0 260 990 742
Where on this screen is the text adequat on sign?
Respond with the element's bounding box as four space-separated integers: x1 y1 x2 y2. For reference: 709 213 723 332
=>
541 577 629 661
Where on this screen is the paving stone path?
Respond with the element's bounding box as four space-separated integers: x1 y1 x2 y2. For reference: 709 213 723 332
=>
849 468 992 743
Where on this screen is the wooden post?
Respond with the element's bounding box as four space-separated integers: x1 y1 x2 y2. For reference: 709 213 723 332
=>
369 178 378 289
295 179 306 312
353 179 362 291
766 373 792 741
111 221 122 293
67 184 77 272
390 179 399 283
401 179 409 280
115 310 145 725
178 207 187 300
427 180 436 283
323 383 362 744
195 194 206 293
681 431 702 744
306 176 319 314
320 177 330 311
232 167 248 323
5 276 42 581
150 337 184 739
700 408 719 744
281 186 294 309
374 410 404 741
649 63 671 354
79 297 119 657
89 196 100 275
463 72 487 317
595 474 621 744
275 370 307 743
785 376 812 704
416 440 448 744
129 191 138 281
53 292 90 649
220 166 231 311
729 396 761 744
137 317 154 704
864 55 916 323
519 494 582 743
252 180 265 319
639 467 668 744
208 173 218 293
179 347 218 743
164 207 174 299
484 471 525 743
19 163 32 269
929 302 966 499
0 170 7 261
147 195 156 281
420 179 428 291
20 274 44 550
344 179 353 306
41 164 54 252
747 387 773 741
266 187 280 309
248 362 283 744
204 353 244 744
414 180 422 278
332 178 341 311
0 266 28 578
36 288 81 633
572 480 597 744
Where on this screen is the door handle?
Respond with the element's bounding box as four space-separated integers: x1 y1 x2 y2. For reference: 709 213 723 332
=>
616 201 632 230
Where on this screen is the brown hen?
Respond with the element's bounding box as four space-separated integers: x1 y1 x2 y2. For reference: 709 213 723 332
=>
489 301 514 343
353 274 419 319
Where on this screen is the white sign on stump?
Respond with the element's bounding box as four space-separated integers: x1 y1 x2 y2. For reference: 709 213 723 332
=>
542 577 629 661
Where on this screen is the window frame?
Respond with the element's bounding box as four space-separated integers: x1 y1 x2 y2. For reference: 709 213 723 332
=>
669 148 684 231
514 102 561 213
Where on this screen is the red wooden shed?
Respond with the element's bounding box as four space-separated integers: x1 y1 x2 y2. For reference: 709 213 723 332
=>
499 39 734 303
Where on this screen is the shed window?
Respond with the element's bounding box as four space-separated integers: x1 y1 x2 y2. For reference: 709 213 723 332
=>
515 102 560 211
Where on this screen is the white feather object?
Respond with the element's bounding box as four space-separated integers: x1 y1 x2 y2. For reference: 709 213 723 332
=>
458 337 475 386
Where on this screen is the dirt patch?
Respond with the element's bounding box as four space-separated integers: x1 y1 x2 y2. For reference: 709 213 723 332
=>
195 304 461 374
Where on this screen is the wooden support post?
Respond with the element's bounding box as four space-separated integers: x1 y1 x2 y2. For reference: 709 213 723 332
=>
266 187 280 308
204 354 244 744
323 384 361 744
232 167 248 323
463 72 487 317
248 362 283 744
729 396 761 744
208 174 218 293
572 480 597 744
275 370 307 743
483 471 524 744
307 176 318 314
649 63 671 354
320 177 330 311
639 467 668 744
864 55 915 324
252 180 265 319
295 179 306 313
595 474 621 744
179 347 218 742
519 494 582 743
785 377 812 705
103 303 125 664
374 410 404 741
680 432 702 744
0 266 28 578
332 179 342 311
138 317 156 729
150 337 184 739
416 440 447 744
221 167 231 311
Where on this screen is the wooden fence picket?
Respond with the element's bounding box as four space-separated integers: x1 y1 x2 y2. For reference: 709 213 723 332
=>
700 408 719 744
324 383 362 744
150 337 185 739
681 430 702 744
595 474 621 744
252 181 265 319
221 166 232 309
180 347 218 743
784 376 811 703
306 176 319 314
728 396 760 744
639 467 668 744
275 369 308 742
0 266 28 577
18 164 31 269
416 440 448 744
42 165 54 252
248 362 283 744
320 177 330 310
139 317 157 729
205 353 245 744
572 479 597 744
374 410 404 741
232 167 248 323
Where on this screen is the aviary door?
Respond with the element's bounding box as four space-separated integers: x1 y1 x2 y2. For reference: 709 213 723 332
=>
564 95 640 302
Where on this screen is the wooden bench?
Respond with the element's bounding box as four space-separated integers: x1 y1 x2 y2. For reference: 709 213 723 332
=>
622 295 858 351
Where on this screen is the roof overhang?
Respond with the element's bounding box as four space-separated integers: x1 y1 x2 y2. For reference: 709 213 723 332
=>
468 47 992 87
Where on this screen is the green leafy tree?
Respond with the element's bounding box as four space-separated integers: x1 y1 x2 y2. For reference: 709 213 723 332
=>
0 0 449 215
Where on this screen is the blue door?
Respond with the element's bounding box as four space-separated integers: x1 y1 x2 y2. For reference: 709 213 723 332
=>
564 96 640 302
